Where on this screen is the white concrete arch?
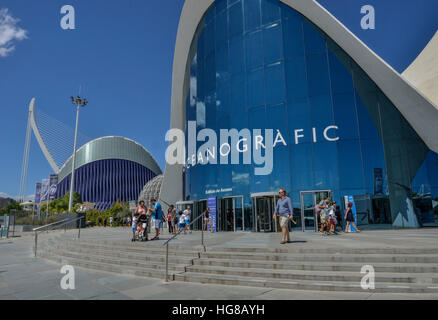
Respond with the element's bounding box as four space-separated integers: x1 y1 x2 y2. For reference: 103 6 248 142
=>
29 98 60 173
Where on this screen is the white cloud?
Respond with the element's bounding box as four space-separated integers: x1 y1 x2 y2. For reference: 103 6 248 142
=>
0 8 27 57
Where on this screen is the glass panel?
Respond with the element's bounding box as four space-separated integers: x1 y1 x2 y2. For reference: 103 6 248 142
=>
246 67 265 108
301 193 315 230
265 62 286 105
234 197 243 230
228 1 243 37
263 23 283 65
243 0 261 32
285 57 308 99
245 30 263 70
306 53 330 96
229 35 245 75
261 0 280 25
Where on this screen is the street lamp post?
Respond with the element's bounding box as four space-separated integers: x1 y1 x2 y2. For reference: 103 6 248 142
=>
68 96 88 213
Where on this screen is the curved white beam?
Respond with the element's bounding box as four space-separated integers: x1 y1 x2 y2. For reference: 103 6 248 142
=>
29 98 60 173
161 0 438 206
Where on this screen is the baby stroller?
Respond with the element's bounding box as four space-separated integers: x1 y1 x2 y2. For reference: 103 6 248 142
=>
136 213 149 241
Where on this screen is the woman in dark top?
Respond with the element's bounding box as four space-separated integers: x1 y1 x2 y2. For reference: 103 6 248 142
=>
203 207 213 232
344 202 361 233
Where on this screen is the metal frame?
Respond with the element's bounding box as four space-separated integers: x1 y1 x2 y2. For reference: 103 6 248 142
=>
251 194 279 233
299 190 332 232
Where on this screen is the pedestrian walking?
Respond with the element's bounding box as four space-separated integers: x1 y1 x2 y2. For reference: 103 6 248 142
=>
273 188 294 244
345 202 361 233
167 205 174 234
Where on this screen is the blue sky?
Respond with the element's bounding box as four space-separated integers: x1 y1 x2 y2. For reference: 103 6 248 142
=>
0 0 437 199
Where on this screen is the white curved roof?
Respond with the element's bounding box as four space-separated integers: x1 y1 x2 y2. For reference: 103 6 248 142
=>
402 31 438 108
161 0 438 206
58 135 162 181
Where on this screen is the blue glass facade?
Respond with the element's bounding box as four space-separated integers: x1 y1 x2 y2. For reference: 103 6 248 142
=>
184 0 438 230
57 159 157 210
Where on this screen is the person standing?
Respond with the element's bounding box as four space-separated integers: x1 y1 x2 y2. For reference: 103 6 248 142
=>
273 188 294 244
149 199 163 240
183 206 192 234
167 205 174 234
317 198 330 235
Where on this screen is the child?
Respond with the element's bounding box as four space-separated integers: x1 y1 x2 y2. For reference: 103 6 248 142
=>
131 213 139 242
178 211 186 233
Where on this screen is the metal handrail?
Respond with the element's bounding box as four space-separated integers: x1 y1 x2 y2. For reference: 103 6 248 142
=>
33 216 84 257
32 218 72 232
162 212 206 282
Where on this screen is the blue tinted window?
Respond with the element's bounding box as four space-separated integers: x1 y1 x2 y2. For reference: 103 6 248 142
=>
287 99 312 144
360 139 386 193
290 143 313 191
306 54 330 96
215 10 228 50
283 16 304 58
230 73 246 111
337 140 364 189
243 0 261 32
303 20 326 54
216 0 227 14
229 35 244 74
285 56 308 99
265 62 285 105
216 80 231 116
309 95 333 130
245 30 263 70
246 67 265 108
355 91 381 140
205 53 216 94
204 22 215 56
332 93 359 140
328 51 353 94
313 142 339 190
263 23 283 65
261 0 280 25
216 46 229 81
229 1 243 37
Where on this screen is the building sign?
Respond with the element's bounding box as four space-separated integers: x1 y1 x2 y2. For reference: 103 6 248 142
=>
373 168 383 194
207 197 217 232
205 187 232 195
40 179 49 202
49 174 58 201
344 195 358 232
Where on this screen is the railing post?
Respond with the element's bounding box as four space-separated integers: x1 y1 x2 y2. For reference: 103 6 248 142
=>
201 214 204 247
34 231 38 257
165 243 169 282
78 217 81 239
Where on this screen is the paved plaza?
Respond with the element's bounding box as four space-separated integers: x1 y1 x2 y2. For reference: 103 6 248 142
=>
1 227 438 300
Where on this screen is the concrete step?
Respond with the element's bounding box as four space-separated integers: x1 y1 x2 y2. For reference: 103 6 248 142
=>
200 252 438 263
193 258 438 273
185 265 438 284
43 243 196 265
47 241 200 259
38 251 178 280
174 272 438 293
206 246 438 255
50 238 201 255
39 248 188 273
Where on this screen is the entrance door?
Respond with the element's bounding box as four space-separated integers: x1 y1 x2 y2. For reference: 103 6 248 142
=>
218 197 243 231
253 195 277 232
300 190 332 232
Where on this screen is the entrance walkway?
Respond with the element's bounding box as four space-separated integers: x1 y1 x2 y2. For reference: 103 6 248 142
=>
1 227 438 299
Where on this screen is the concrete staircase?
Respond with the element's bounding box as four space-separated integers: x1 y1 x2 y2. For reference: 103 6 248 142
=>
38 236 438 293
